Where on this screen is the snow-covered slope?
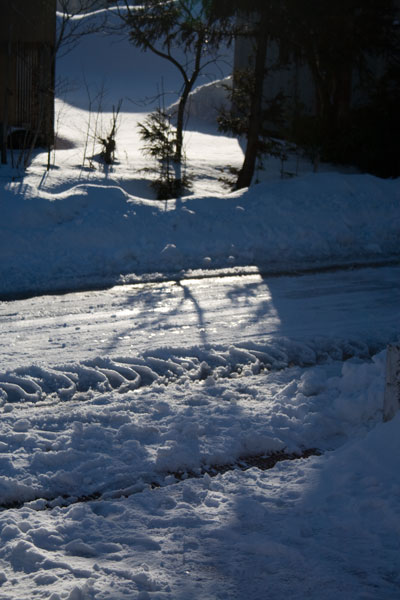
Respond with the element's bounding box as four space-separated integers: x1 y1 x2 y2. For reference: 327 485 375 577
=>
56 7 231 112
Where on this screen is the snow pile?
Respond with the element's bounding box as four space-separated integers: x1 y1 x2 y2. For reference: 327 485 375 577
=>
1 172 399 297
55 7 231 112
168 76 232 125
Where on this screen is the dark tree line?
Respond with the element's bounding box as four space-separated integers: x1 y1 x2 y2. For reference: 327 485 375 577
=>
212 0 400 185
108 1 399 193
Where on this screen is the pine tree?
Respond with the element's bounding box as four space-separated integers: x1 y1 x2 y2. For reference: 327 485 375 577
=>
138 107 190 199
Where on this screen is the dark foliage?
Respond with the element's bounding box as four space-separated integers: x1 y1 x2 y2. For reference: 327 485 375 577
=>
138 108 191 199
211 0 400 182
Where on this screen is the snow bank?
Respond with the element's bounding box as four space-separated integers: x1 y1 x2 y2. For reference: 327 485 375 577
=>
0 350 388 508
168 76 231 125
1 172 399 296
56 8 232 112
0 353 398 599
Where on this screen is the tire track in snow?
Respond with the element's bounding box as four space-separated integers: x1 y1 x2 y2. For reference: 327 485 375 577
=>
0 448 320 513
0 336 379 405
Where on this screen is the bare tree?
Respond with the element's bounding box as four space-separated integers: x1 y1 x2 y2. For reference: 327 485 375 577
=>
109 0 230 193
56 0 109 57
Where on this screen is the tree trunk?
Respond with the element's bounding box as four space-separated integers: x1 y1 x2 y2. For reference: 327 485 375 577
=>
235 14 269 190
173 35 203 189
175 89 187 163
1 33 12 165
172 83 193 189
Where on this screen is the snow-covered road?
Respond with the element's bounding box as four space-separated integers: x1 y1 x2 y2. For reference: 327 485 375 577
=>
1 266 399 373
0 266 399 600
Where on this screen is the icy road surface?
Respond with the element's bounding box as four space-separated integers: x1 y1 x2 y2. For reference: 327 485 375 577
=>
1 266 399 372
0 269 399 600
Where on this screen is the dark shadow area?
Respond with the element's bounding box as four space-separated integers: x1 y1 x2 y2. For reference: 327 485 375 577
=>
176 280 208 346
54 135 77 150
112 177 157 200
259 264 400 348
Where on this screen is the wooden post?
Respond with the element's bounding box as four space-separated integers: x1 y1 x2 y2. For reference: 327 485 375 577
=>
0 122 6 164
383 344 400 422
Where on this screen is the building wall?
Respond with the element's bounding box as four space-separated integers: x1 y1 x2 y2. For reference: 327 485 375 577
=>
0 1 56 44
0 0 56 148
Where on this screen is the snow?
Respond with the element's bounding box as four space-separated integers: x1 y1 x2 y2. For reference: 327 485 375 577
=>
0 9 399 600
2 161 400 298
0 355 399 598
1 13 398 298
